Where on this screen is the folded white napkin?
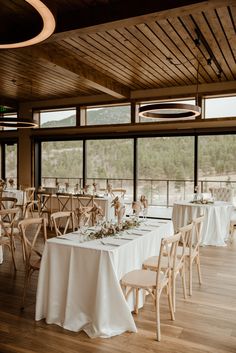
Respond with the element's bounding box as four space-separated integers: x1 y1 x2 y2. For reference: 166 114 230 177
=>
57 233 83 242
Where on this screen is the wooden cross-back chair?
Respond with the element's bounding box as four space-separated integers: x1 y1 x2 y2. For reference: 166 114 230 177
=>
0 197 18 210
51 211 75 237
0 207 20 271
75 195 95 227
182 215 204 296
120 233 180 341
111 188 126 199
37 191 56 226
23 187 35 203
56 192 74 212
143 225 190 312
22 187 38 218
19 217 47 310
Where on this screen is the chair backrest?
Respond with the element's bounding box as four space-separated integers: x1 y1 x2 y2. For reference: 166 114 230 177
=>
111 188 126 199
156 233 181 291
0 207 19 239
192 215 204 249
37 191 53 213
24 187 36 203
18 217 47 267
51 211 75 237
179 222 194 248
0 197 18 210
89 202 104 225
56 192 73 212
76 195 94 208
209 187 233 202
74 195 94 226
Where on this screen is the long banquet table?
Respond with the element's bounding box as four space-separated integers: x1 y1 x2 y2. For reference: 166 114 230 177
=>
172 201 234 246
35 219 173 338
37 192 114 222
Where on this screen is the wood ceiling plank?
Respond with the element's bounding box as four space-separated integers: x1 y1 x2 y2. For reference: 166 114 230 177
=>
177 14 222 81
180 11 234 81
70 31 162 87
191 9 235 80
21 45 131 99
216 6 236 67
80 32 162 88
145 20 206 84
0 52 98 95
114 27 183 87
0 52 99 100
49 0 236 41
136 22 198 85
118 25 190 86
60 37 150 89
166 16 213 83
159 17 214 83
99 29 172 87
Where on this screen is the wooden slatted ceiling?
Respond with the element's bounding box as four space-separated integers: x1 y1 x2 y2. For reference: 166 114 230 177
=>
0 1 235 103
58 3 236 93
0 51 101 101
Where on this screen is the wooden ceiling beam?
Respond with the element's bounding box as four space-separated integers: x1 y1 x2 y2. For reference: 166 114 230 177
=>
48 0 235 42
21 46 130 99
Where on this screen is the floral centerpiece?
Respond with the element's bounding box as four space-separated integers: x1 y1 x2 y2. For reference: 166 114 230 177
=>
87 217 141 240
8 178 15 188
191 186 214 204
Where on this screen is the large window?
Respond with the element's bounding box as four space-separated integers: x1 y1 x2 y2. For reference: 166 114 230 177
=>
204 96 236 119
5 144 17 185
198 135 236 195
138 137 194 207
87 139 133 203
41 141 83 191
86 105 131 125
39 109 76 128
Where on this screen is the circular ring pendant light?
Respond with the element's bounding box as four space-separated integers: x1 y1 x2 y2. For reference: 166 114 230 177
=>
0 0 56 49
0 117 38 128
139 103 201 119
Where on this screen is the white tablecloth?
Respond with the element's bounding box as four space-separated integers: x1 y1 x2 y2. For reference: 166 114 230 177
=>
3 189 26 206
172 201 234 246
35 220 173 338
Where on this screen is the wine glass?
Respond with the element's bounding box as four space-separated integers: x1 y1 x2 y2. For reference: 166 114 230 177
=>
142 206 148 222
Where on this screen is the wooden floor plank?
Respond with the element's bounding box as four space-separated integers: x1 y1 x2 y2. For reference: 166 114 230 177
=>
0 235 236 353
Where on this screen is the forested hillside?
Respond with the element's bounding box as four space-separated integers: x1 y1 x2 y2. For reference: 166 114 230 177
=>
41 109 236 183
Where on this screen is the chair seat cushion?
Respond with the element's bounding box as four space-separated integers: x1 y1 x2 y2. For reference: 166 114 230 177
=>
121 269 158 289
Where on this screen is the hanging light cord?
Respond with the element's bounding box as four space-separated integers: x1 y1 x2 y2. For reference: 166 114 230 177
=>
195 56 200 107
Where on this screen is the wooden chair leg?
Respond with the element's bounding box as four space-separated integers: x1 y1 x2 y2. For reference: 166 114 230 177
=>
135 288 139 314
181 264 187 299
189 258 193 296
172 274 176 313
10 239 17 271
196 255 202 285
167 283 175 321
156 294 161 342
